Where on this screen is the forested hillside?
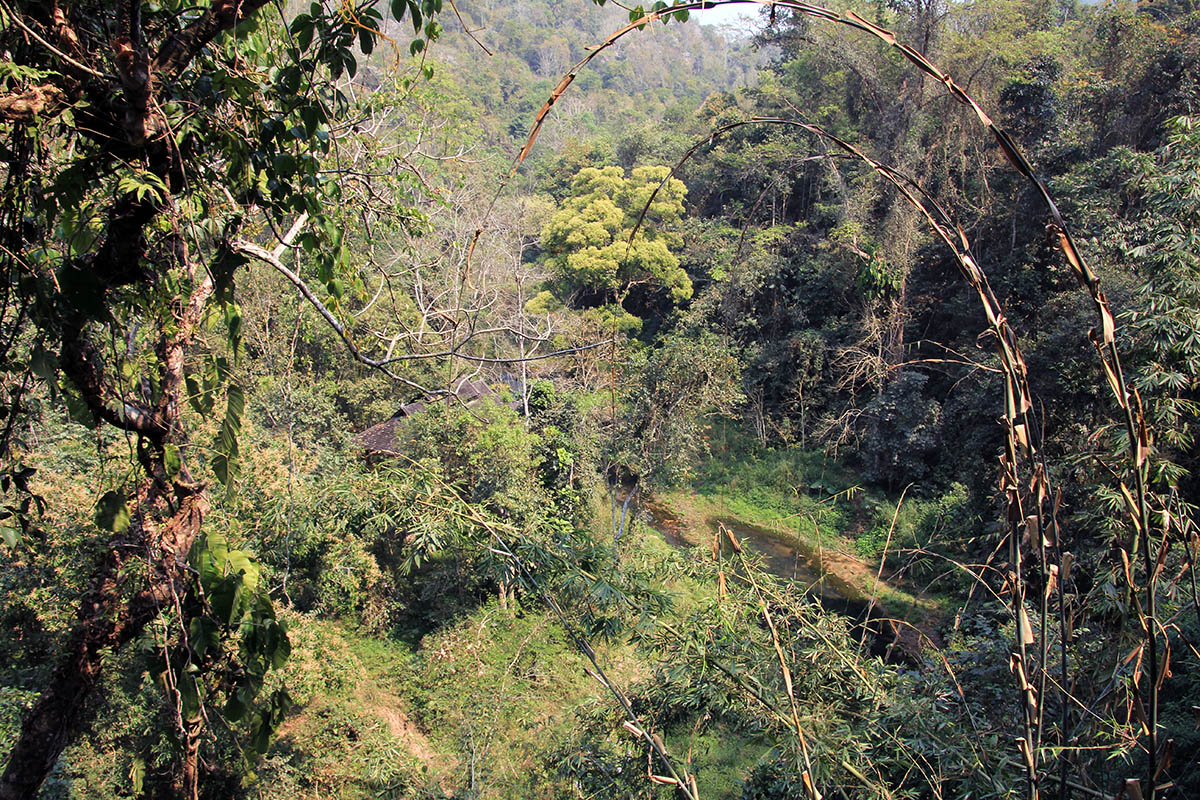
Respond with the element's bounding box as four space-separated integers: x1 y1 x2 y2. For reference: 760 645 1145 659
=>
1 0 1198 798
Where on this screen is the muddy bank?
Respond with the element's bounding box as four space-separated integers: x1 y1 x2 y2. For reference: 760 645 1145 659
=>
644 495 942 661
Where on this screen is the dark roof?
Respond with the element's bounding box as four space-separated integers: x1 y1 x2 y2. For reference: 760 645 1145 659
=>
357 377 522 454
357 416 407 454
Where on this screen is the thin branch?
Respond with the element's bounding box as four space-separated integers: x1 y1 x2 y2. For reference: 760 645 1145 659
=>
1 2 112 80
447 0 493 55
230 238 433 396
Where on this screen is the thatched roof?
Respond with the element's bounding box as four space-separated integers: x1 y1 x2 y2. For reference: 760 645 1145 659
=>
357 416 408 454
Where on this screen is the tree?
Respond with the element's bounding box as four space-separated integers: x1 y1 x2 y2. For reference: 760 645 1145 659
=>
609 330 742 541
540 164 691 330
0 0 445 794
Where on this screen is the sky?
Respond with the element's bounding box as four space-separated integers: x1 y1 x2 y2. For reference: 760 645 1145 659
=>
693 1 764 31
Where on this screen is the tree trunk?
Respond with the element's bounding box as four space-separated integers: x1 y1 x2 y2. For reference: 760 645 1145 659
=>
0 490 204 800
614 482 639 544
181 715 202 800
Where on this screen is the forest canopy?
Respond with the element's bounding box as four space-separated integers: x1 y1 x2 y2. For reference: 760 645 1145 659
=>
1 0 1199 798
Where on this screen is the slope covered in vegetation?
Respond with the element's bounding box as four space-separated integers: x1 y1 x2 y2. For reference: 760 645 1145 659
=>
1 0 1199 798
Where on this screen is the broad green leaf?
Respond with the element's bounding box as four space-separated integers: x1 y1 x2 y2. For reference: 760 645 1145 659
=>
129 756 145 795
64 386 95 427
95 491 130 533
0 525 19 548
164 444 182 480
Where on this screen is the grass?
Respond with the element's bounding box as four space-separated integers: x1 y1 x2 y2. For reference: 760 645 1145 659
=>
666 725 771 800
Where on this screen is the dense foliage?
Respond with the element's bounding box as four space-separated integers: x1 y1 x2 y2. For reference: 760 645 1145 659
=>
1 0 1199 798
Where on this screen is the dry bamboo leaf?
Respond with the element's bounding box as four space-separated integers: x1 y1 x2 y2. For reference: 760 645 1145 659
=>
1018 607 1035 645
979 292 1001 326
1087 329 1127 403
800 771 822 800
1131 645 1145 683
649 775 679 786
1132 690 1152 734
1154 537 1170 584
1030 464 1047 503
1154 739 1174 780
1042 520 1056 549
1133 693 1150 734
1099 295 1116 344
1019 383 1033 413
1062 552 1074 583
1014 422 1029 448
1117 545 1134 585
1123 778 1145 800
1119 483 1143 532
723 524 742 554
843 10 895 44
1016 737 1035 771
1158 647 1171 690
517 72 577 165
622 720 643 737
991 128 1032 176
1136 401 1150 468
1055 229 1098 285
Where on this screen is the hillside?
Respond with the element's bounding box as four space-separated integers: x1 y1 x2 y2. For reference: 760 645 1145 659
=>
1 1 1199 798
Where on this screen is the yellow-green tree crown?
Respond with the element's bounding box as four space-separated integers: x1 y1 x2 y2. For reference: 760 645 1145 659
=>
541 165 692 304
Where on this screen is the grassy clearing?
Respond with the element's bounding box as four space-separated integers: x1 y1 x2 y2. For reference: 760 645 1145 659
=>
252 525 768 799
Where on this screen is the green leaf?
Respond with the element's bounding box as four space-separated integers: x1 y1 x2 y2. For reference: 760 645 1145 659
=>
212 453 234 487
0 525 19 549
95 491 130 533
209 578 239 625
164 444 182 480
178 674 201 718
29 346 58 397
224 303 243 354
129 756 145 795
62 385 95 427
225 693 247 722
186 374 212 416
294 17 314 52
226 383 245 423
